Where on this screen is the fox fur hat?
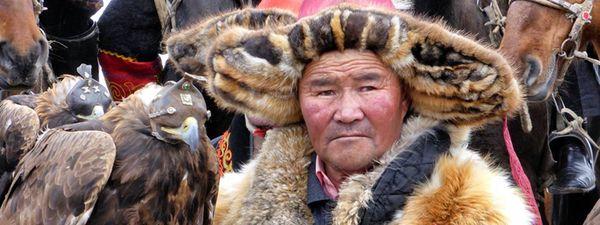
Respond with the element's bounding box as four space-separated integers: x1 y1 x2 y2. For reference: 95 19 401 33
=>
167 4 523 127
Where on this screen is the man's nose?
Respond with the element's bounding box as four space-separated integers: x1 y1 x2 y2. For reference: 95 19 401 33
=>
333 93 365 123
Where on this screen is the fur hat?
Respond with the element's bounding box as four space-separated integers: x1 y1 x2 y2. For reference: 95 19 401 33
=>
167 4 523 127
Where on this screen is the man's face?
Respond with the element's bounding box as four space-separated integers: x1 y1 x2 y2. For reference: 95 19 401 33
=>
299 50 409 175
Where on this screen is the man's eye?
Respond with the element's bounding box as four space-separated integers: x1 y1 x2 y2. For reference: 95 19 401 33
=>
359 86 376 92
317 90 335 96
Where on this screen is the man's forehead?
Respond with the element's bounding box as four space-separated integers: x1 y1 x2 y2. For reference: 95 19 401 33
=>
304 72 386 87
305 50 383 70
302 50 392 81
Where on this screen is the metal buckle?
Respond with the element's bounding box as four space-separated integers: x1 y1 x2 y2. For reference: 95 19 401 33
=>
559 38 578 59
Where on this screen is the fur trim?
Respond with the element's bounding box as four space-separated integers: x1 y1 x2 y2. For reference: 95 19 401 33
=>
35 75 82 128
396 148 534 225
214 160 257 225
166 8 297 76
201 4 522 126
214 117 533 225
218 125 314 225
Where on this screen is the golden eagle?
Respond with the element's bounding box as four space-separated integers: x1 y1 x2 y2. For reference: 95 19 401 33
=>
0 75 113 203
35 75 113 128
0 78 219 225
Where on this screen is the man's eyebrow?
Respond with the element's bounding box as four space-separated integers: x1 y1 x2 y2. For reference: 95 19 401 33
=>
353 73 382 82
308 76 337 87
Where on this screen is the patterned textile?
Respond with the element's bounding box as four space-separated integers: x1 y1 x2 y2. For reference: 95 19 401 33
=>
213 114 253 176
216 131 234 176
98 50 161 101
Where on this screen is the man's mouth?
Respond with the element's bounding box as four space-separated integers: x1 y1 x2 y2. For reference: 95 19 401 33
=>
330 134 369 141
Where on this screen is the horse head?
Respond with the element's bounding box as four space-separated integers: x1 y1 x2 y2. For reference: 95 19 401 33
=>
500 0 600 102
0 0 49 91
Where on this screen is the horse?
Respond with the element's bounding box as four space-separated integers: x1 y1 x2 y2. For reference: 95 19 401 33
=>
412 1 552 223
39 0 103 80
97 0 259 138
0 0 52 99
500 0 600 223
501 0 600 102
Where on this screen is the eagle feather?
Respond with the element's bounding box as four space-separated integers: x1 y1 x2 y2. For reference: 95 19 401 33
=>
0 82 218 225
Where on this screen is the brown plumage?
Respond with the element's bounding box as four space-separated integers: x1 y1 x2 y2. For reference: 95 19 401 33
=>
86 79 218 225
0 75 113 203
0 78 218 225
0 98 39 202
0 129 116 225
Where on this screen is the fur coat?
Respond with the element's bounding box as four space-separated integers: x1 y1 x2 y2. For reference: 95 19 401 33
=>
213 116 534 225
165 4 534 225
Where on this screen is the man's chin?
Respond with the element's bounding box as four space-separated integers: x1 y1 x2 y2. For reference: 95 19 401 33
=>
325 139 377 167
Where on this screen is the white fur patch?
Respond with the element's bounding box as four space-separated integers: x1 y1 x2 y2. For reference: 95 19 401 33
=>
219 160 257 196
134 83 163 106
391 0 413 10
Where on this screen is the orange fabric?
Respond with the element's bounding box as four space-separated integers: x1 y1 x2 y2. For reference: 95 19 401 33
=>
216 131 234 176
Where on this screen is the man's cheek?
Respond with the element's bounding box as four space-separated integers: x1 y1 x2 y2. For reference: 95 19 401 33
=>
363 94 395 115
301 98 331 118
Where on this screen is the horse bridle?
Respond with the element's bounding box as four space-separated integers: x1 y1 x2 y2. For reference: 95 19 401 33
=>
478 0 507 47
511 0 598 64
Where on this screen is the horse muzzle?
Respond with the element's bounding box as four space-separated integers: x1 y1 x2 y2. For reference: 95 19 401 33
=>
0 39 48 89
522 52 560 102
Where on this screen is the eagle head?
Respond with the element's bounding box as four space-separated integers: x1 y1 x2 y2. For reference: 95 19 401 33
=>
148 78 209 151
66 78 113 121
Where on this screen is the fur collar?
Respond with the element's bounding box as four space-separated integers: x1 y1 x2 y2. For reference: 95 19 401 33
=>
215 116 534 225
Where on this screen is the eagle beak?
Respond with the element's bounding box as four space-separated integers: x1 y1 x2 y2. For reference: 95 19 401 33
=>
161 117 200 151
76 105 105 120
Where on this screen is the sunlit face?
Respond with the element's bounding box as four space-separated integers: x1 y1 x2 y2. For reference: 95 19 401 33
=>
299 50 410 175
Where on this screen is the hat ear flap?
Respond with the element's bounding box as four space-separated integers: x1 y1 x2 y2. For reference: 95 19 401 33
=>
166 8 297 76
395 18 523 126
206 27 305 126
